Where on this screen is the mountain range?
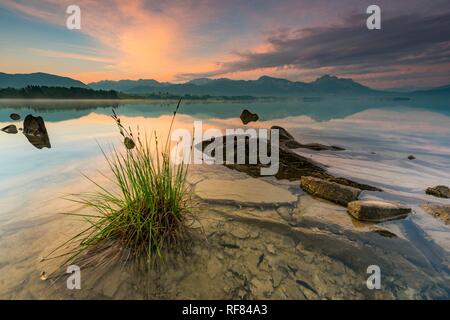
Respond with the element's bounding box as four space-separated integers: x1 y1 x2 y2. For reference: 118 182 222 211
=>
0 72 448 97
0 72 88 89
90 75 380 96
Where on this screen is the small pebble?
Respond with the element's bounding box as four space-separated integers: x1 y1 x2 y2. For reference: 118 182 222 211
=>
40 271 47 281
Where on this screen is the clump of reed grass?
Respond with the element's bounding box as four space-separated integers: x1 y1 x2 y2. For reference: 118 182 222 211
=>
47 99 190 264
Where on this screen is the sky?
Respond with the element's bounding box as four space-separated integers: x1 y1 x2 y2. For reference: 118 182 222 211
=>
0 0 449 89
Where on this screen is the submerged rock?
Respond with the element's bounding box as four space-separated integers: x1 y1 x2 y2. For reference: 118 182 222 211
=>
297 142 345 151
422 204 450 225
195 178 297 206
425 185 450 199
23 114 51 149
300 176 361 206
347 200 411 222
1 124 18 134
270 126 345 151
10 113 21 121
240 109 259 125
372 229 398 238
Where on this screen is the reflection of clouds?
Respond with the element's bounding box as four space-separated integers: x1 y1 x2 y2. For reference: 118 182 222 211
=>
328 109 450 134
254 108 450 135
2 108 450 199
205 115 315 130
1 109 450 253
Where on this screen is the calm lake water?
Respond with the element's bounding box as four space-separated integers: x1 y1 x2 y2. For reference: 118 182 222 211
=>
0 98 449 299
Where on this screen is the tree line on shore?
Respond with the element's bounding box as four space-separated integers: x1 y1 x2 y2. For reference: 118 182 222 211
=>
0 86 120 99
0 85 257 100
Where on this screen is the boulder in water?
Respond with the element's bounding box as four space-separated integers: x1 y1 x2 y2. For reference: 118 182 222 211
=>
23 114 51 149
1 124 18 134
240 109 259 125
300 176 361 206
425 185 450 198
347 200 411 222
270 125 345 151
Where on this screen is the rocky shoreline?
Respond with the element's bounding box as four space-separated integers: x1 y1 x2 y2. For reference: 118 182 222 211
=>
199 124 450 227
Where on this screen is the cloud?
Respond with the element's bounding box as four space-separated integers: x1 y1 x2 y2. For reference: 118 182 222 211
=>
180 11 450 86
1 0 217 81
30 48 115 64
2 0 450 87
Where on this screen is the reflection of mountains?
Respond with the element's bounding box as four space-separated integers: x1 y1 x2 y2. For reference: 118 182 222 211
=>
0 96 449 123
0 101 120 122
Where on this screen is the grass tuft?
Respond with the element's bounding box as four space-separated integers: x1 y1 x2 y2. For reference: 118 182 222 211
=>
47 99 190 265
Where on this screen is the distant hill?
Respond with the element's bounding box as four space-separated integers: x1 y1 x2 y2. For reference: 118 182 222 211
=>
89 79 171 91
0 72 88 89
1 72 448 97
308 75 376 94
412 84 450 96
90 75 380 96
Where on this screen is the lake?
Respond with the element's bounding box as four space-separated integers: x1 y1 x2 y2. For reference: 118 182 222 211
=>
0 97 449 299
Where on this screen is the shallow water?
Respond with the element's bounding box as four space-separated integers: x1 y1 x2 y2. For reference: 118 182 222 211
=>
0 98 449 299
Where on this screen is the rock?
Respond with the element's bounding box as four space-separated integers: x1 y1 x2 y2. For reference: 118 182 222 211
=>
40 271 47 281
23 114 51 149
195 178 297 206
23 115 47 135
270 126 345 151
199 134 380 192
271 125 295 142
282 140 304 149
266 244 276 254
372 229 398 238
408 155 416 160
295 279 318 296
300 176 361 206
276 207 292 222
250 277 273 298
297 143 345 151
1 124 18 134
422 204 450 225
240 109 259 125
10 113 20 121
347 200 411 222
425 185 450 199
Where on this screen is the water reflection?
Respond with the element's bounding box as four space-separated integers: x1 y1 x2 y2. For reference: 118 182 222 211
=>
1 95 450 123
